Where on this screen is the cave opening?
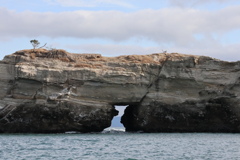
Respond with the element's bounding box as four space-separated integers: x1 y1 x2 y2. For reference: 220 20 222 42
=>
111 105 128 128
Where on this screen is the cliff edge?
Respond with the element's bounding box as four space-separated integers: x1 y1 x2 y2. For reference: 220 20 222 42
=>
0 49 240 133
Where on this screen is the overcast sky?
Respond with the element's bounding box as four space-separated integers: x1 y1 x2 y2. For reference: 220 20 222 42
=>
1 0 240 61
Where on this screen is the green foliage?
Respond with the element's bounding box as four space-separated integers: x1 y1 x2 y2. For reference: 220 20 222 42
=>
30 39 40 49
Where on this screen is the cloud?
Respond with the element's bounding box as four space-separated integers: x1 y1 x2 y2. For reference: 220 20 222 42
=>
44 0 133 8
45 0 239 8
1 6 240 44
1 5 240 61
168 0 238 7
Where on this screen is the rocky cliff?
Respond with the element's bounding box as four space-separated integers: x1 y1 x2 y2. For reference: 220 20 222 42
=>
0 49 240 133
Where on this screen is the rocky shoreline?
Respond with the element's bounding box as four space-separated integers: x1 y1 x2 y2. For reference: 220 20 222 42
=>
0 49 240 133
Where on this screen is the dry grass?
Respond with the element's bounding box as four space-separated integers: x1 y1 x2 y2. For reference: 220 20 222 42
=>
114 55 158 64
14 49 74 62
14 49 195 65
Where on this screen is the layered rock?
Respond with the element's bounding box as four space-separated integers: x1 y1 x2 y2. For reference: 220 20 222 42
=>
0 49 240 133
122 55 240 132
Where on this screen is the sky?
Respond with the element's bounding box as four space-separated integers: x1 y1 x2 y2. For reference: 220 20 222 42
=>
1 0 240 61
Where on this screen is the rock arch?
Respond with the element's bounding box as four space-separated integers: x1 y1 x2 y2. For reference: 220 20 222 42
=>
0 49 240 133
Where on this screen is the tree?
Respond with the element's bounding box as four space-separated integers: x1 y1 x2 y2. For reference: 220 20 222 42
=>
30 39 47 50
30 39 40 49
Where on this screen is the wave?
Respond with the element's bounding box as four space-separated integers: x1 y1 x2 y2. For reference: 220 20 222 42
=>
64 128 126 134
101 127 126 134
65 131 80 134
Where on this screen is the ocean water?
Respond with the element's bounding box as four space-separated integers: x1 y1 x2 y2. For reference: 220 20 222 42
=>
0 128 240 160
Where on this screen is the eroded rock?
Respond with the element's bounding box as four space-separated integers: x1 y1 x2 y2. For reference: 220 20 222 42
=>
0 49 240 133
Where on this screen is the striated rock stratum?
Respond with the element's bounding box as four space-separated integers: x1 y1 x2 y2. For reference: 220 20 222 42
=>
0 49 240 133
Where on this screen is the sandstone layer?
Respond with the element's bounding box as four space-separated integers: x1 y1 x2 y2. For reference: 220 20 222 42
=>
0 49 240 133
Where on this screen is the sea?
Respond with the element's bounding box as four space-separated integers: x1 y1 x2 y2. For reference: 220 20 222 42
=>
0 128 240 160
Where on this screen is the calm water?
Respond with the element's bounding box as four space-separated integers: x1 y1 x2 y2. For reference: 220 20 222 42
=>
0 128 240 160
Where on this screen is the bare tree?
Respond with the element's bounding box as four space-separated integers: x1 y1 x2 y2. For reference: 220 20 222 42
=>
162 50 167 54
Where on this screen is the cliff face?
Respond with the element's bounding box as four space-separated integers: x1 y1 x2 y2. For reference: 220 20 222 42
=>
0 49 240 133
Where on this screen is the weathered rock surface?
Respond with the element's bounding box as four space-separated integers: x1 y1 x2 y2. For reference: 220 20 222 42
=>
0 49 240 133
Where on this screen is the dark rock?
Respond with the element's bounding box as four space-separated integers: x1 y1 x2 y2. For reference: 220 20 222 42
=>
0 49 240 133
